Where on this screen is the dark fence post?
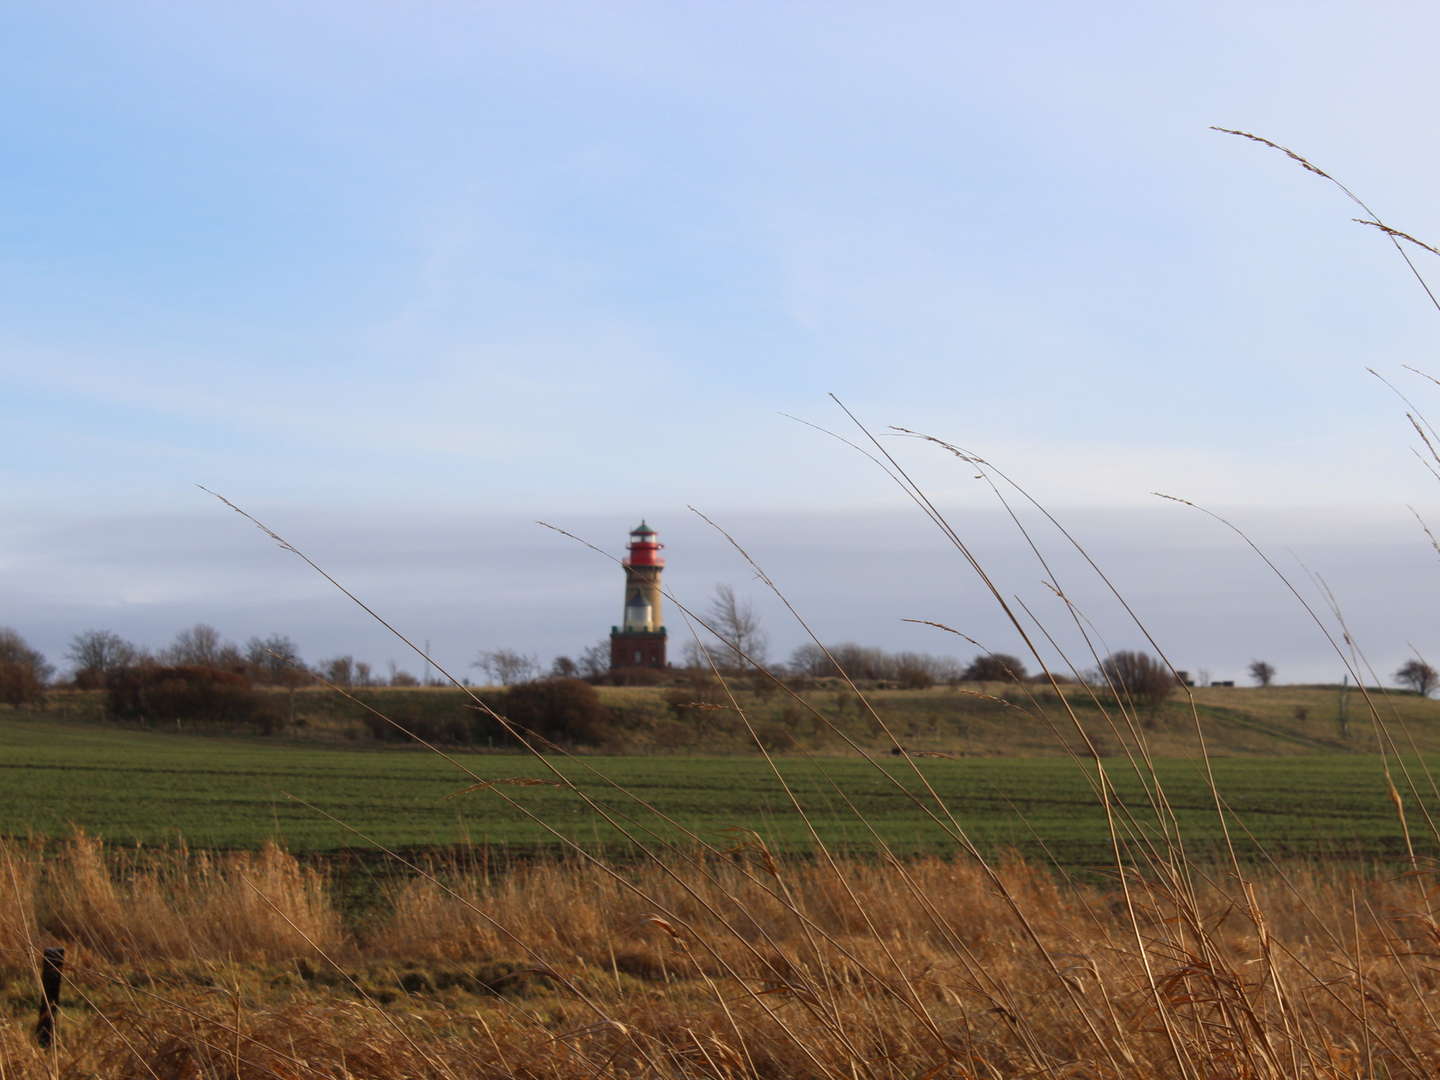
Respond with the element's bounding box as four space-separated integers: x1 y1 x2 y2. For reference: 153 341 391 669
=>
34 947 64 1048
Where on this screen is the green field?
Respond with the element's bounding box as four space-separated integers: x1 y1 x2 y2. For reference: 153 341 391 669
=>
3 717 1434 869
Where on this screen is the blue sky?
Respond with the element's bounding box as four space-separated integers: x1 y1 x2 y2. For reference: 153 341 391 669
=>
5 1 1440 682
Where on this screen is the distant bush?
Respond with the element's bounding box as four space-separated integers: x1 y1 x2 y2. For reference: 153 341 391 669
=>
962 653 1028 682
790 642 962 683
0 661 46 707
0 628 51 707
70 668 106 691
497 678 607 746
894 659 936 690
750 721 798 753
747 671 781 698
106 664 283 732
1097 651 1174 721
361 700 473 744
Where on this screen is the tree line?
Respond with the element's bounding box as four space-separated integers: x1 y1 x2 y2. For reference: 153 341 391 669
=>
4 613 1438 713
0 623 444 707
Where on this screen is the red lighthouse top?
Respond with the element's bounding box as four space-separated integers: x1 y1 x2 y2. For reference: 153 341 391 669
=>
623 520 664 567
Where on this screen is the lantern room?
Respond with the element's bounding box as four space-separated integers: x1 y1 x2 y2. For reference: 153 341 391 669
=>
623 521 664 568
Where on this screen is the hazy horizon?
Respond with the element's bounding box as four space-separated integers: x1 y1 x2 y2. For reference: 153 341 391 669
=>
7 497 1435 687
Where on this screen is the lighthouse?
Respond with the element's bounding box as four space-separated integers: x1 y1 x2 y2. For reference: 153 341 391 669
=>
610 521 667 670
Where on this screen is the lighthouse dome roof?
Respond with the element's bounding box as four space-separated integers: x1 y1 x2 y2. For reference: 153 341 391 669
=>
631 521 656 536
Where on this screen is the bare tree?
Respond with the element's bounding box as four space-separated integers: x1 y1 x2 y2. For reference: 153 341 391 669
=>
891 652 938 689
1248 660 1276 687
788 641 962 683
245 634 305 686
1396 659 1439 697
1099 650 1174 719
680 638 706 670
578 640 611 680
788 643 829 677
165 624 241 669
550 655 579 678
241 634 308 727
319 655 356 687
695 584 766 671
473 648 539 686
67 629 138 687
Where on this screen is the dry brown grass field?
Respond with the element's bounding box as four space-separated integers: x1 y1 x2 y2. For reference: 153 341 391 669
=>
4 833 1440 1078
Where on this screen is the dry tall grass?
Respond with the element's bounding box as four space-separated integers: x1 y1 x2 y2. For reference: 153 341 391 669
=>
16 832 338 964
2 838 1440 1077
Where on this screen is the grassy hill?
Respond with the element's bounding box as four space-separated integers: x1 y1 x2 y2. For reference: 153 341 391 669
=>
818 681 1418 757
27 681 1434 757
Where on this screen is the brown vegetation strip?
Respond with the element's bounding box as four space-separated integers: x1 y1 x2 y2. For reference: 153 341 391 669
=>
3 835 1440 1077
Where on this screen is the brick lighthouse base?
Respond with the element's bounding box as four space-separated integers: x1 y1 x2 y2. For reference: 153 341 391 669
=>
610 629 667 670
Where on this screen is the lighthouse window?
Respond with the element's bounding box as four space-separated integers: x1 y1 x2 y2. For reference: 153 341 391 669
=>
634 650 642 663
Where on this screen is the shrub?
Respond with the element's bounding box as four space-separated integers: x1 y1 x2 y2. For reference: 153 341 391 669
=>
0 628 51 707
71 667 105 691
894 660 936 689
962 653 1028 682
496 678 607 746
1026 671 1077 685
747 671 780 697
361 701 474 745
0 661 45 707
105 665 283 732
1097 650 1174 720
750 721 798 753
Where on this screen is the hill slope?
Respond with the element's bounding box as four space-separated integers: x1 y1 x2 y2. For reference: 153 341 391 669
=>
25 681 1436 758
